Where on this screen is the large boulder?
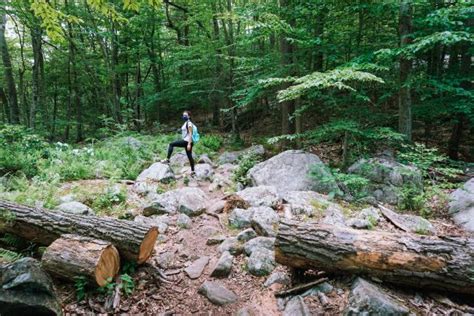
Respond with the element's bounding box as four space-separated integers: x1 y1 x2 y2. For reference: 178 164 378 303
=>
143 187 207 216
283 296 310 316
136 162 175 183
217 145 265 165
248 150 338 194
244 237 275 256
194 163 214 180
250 206 280 237
236 186 281 209
449 178 474 232
0 258 62 316
345 278 409 315
170 152 197 168
228 208 254 229
348 156 423 205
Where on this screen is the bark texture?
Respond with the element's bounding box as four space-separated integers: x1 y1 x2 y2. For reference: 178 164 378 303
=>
275 220 474 295
0 200 158 264
42 234 120 286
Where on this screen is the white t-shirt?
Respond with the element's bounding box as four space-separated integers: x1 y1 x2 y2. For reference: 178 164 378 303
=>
181 121 193 142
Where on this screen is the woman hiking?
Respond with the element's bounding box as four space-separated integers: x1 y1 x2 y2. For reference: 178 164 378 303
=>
162 111 195 176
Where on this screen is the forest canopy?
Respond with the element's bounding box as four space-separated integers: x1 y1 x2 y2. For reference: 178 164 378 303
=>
0 0 472 160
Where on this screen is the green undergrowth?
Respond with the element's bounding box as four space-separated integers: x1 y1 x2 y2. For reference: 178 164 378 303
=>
0 124 222 215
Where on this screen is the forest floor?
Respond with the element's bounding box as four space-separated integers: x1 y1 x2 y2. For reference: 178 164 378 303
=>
51 158 473 316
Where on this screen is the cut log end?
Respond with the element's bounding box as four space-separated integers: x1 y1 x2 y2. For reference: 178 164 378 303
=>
95 245 120 287
138 227 158 264
42 234 121 287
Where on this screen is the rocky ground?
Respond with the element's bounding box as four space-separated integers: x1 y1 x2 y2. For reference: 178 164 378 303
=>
4 146 473 315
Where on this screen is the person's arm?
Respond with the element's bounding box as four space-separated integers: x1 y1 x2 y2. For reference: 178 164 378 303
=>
186 123 193 150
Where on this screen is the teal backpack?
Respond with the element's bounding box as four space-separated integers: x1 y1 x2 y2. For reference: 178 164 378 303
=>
188 122 200 143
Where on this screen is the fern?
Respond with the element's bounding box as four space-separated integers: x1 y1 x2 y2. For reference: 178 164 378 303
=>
0 248 23 262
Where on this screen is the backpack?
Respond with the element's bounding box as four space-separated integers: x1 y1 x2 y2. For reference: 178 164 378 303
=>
187 122 200 143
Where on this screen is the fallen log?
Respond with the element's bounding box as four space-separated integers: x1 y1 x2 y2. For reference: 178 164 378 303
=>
0 200 158 264
275 220 474 295
42 234 120 287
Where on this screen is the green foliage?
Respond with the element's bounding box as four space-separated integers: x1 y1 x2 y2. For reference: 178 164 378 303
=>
74 276 89 302
330 169 370 200
0 248 23 263
232 152 263 186
200 135 222 152
120 274 134 297
398 143 462 183
91 185 127 212
398 185 426 213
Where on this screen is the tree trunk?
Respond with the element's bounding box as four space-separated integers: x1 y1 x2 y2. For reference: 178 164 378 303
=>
0 200 158 264
0 13 20 124
275 220 474 295
42 234 120 287
279 0 295 143
398 0 413 141
30 25 43 130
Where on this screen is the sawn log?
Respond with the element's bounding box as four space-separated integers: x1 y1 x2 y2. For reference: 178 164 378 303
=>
0 200 157 264
275 220 474 295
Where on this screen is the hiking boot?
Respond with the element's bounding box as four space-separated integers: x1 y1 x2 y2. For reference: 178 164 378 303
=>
191 171 197 178
161 159 170 164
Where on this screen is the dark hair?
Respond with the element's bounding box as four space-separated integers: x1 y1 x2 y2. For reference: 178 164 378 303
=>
183 110 191 117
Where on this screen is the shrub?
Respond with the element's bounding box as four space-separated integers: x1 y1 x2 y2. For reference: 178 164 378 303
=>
232 152 263 186
201 135 222 152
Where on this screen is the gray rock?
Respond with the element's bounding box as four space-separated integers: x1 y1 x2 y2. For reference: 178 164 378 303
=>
59 194 75 203
264 271 291 288
247 248 276 276
209 174 233 192
380 207 436 235
199 225 221 237
283 296 310 316
210 251 233 277
194 163 214 180
133 181 159 197
244 237 275 256
177 213 192 229
136 162 175 183
170 152 196 168
449 178 474 232
198 154 213 165
143 187 207 216
237 228 257 242
248 150 339 194
218 151 240 165
0 258 61 316
345 278 409 315
236 186 281 208
157 251 174 269
250 206 280 237
184 256 209 279
321 205 346 226
301 282 334 296
56 201 93 215
207 199 226 214
229 208 254 229
282 191 323 216
198 281 238 306
206 235 226 245
218 237 243 255
242 145 265 157
347 218 372 229
134 215 168 234
348 156 423 205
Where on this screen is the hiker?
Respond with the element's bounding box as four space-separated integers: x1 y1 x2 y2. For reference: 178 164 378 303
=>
162 110 197 176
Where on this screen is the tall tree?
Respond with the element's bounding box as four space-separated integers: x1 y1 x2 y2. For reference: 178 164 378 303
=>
0 12 20 123
398 0 413 141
